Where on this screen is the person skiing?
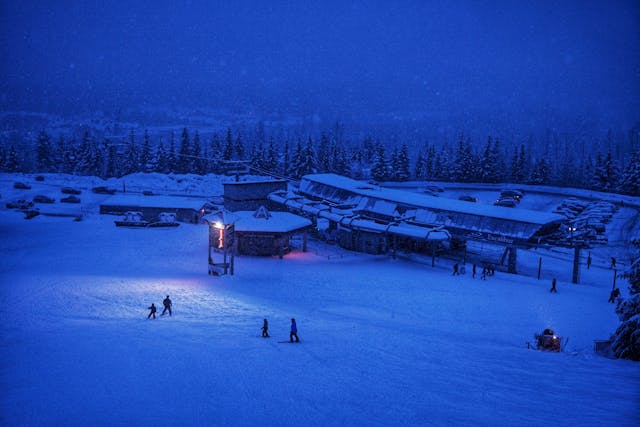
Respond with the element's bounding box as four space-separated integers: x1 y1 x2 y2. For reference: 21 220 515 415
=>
550 277 558 293
290 318 299 343
262 318 269 337
147 303 157 319
453 263 459 275
610 257 616 269
587 253 592 269
481 265 487 280
472 263 477 278
608 287 621 303
162 295 172 316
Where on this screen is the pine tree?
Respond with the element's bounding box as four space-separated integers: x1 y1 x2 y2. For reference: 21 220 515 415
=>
529 156 550 185
371 143 388 182
611 241 640 361
167 131 177 174
618 151 640 196
234 133 245 160
154 139 169 174
265 136 278 174
298 137 317 177
317 133 331 173
454 136 475 182
332 143 350 177
178 128 190 173
289 139 304 179
35 130 53 172
250 141 266 175
209 133 224 174
5 145 19 172
281 139 290 177
224 128 233 161
414 149 425 179
395 144 410 181
192 130 203 174
140 129 152 172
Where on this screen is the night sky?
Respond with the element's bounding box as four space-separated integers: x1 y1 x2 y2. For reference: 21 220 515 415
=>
1 1 639 131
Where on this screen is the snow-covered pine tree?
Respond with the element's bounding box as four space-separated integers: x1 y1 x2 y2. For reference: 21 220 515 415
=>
611 241 640 361
618 151 640 196
140 129 153 172
281 139 290 177
414 149 425 179
250 141 266 175
167 130 177 173
265 136 278 174
317 133 331 173
395 143 410 181
454 136 475 182
192 130 203 174
491 138 505 182
4 145 19 172
234 133 245 160
35 130 53 172
371 143 388 182
223 128 233 161
177 128 190 174
153 138 169 174
331 143 350 177
209 133 224 174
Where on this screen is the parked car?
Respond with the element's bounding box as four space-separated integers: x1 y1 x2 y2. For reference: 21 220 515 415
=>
33 195 55 203
92 186 116 194
13 182 31 190
494 198 517 207
426 185 445 193
35 175 45 182
458 195 477 202
61 187 81 195
500 189 523 200
61 195 81 204
142 190 154 196
6 199 33 209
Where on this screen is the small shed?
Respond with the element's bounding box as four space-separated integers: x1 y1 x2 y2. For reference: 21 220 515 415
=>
209 206 312 258
100 194 206 223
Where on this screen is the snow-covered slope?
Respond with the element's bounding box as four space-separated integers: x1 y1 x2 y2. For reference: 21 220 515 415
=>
1 174 639 426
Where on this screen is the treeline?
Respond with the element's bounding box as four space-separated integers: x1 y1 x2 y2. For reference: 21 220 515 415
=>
0 124 639 196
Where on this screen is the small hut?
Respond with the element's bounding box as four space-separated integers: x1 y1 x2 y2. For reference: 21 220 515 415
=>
207 206 311 259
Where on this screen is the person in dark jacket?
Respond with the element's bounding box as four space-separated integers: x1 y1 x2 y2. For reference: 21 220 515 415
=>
290 318 299 343
262 318 269 337
472 263 477 278
610 257 616 269
147 303 157 319
586 253 592 269
162 295 172 316
608 287 621 303
453 263 459 275
550 278 558 293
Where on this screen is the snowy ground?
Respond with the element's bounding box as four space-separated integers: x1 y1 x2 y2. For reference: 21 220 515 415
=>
1 174 640 426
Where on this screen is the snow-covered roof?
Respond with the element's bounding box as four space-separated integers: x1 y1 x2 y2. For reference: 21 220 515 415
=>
212 207 312 233
100 194 208 210
301 174 563 225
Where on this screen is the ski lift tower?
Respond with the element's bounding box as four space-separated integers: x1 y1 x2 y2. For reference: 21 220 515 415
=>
204 210 239 276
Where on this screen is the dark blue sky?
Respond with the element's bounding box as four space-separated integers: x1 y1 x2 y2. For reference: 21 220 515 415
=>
1 1 639 131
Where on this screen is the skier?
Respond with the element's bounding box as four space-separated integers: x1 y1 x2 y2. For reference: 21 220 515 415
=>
550 277 557 293
262 318 269 337
147 303 157 319
586 253 592 269
290 318 299 343
608 287 620 303
481 265 487 280
453 263 459 275
162 295 172 316
610 257 616 269
472 263 476 278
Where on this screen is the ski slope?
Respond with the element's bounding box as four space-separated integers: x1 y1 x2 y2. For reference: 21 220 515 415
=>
1 173 639 426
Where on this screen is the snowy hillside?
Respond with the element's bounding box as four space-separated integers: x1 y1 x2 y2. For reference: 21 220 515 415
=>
1 173 639 426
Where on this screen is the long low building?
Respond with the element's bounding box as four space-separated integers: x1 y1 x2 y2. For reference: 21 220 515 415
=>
295 174 563 247
100 194 209 223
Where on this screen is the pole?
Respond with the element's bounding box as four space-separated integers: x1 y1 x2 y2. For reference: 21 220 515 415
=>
537 257 542 280
572 246 581 284
612 269 617 290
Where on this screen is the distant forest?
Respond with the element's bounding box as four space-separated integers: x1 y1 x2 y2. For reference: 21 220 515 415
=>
1 123 639 196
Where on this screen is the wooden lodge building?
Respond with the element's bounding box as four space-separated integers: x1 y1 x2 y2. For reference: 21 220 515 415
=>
268 174 565 273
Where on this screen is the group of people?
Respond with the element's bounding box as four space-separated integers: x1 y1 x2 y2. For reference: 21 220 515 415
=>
262 318 300 342
452 262 495 280
147 295 172 319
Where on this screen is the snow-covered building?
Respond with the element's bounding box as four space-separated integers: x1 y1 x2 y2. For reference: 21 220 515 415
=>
100 194 207 223
268 174 564 272
204 206 312 258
